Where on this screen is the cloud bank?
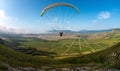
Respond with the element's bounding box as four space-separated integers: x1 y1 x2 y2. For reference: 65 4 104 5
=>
0 9 29 34
92 11 111 24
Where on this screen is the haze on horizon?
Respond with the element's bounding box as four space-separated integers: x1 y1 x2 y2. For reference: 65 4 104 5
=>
0 0 120 34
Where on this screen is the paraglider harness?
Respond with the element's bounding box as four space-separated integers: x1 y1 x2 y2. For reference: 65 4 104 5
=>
59 32 63 37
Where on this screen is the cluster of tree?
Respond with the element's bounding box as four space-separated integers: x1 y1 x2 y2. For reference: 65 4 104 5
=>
17 47 55 56
0 38 4 45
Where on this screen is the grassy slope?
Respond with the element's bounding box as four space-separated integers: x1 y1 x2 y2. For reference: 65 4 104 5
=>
0 32 120 69
0 41 119 70
61 42 120 69
0 44 58 68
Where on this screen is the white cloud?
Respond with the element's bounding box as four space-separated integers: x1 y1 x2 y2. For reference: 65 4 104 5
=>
92 11 111 24
0 10 6 19
0 9 10 28
0 10 11 21
0 9 24 34
8 27 31 34
98 11 111 20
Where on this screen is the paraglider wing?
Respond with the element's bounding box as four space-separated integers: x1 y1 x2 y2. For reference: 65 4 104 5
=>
41 2 80 16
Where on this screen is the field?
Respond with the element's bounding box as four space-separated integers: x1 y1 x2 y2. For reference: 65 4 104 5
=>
17 32 120 57
0 31 120 70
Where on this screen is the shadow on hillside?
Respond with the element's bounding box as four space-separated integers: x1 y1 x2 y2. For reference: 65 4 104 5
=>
16 47 56 56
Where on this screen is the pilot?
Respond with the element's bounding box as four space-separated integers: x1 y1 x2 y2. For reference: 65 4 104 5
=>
59 32 63 37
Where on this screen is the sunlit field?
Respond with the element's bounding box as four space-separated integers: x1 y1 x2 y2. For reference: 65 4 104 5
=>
18 32 120 57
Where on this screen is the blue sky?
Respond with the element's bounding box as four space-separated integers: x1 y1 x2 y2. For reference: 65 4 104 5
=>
0 0 120 33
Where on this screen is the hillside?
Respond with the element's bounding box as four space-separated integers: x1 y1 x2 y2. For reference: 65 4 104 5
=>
0 38 4 45
1 43 120 70
0 39 120 70
0 29 120 70
0 44 57 70
61 42 120 69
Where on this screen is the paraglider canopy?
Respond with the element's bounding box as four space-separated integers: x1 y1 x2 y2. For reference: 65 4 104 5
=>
41 2 80 16
40 2 80 37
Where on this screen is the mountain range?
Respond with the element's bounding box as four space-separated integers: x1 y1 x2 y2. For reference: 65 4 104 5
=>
49 28 120 34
